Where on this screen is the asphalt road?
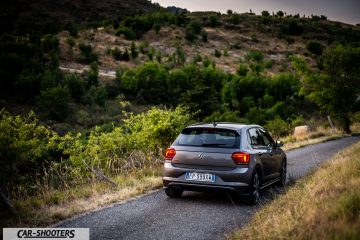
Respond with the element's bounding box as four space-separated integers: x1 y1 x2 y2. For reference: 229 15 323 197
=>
56 136 359 240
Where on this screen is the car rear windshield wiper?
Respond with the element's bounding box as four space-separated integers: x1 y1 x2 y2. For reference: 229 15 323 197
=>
201 143 226 147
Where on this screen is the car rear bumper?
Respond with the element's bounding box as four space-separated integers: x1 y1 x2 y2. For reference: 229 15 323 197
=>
162 162 252 194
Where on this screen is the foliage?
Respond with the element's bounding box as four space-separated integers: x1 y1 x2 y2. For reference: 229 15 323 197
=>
306 41 324 56
37 86 71 121
209 15 218 27
130 42 138 59
296 45 360 132
261 11 270 17
237 64 249 76
87 61 99 87
185 20 203 42
78 43 98 63
264 116 290 138
65 74 85 102
61 106 191 176
214 49 222 58
0 109 59 191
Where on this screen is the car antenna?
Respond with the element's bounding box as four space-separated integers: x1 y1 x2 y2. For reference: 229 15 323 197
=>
213 117 217 127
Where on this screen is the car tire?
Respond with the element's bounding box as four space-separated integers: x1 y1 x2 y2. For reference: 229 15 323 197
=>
276 160 287 187
165 186 183 198
245 170 261 205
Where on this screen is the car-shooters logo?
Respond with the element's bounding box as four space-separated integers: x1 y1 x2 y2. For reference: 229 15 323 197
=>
3 228 89 240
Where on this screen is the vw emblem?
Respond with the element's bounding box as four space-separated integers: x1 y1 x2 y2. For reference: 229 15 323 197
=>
198 153 205 159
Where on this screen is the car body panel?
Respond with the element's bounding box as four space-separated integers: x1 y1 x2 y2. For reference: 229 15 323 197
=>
162 123 286 195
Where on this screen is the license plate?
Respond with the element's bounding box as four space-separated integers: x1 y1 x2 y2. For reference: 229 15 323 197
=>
185 172 215 182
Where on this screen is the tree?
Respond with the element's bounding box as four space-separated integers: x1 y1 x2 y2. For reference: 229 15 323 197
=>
261 11 270 17
296 45 360 133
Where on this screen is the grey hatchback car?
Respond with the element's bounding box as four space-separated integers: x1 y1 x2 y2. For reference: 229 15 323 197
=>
162 122 287 204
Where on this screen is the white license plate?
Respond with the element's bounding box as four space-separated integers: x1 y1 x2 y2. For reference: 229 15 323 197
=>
185 172 215 182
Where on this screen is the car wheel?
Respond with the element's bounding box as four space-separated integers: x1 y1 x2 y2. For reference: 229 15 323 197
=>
276 160 287 187
245 171 261 205
165 186 183 198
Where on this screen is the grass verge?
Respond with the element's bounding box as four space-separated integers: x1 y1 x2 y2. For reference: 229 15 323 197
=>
0 166 162 228
229 140 360 240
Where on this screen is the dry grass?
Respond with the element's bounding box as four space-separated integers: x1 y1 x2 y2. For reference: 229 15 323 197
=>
1 166 163 228
281 126 344 151
229 141 360 240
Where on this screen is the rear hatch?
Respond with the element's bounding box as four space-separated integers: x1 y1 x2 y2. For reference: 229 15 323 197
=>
171 127 240 170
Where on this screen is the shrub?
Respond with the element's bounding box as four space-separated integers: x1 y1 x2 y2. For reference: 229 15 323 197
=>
61 106 192 176
41 35 59 53
115 26 136 40
265 116 290 138
153 22 161 34
130 42 138 59
209 15 218 27
214 49 222 58
236 64 249 76
37 86 71 121
201 30 208 42
185 25 197 42
230 14 240 25
0 110 59 191
111 47 122 60
306 41 324 56
78 43 98 63
246 50 264 62
65 74 85 102
87 61 99 87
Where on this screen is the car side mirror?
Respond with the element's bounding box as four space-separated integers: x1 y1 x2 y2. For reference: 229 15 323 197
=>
275 140 284 148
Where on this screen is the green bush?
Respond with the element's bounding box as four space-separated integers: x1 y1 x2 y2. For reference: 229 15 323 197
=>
0 109 59 191
87 61 99 87
37 86 71 121
214 49 222 58
236 64 249 76
209 15 218 27
246 50 264 62
306 41 324 56
115 26 136 40
65 74 85 102
264 116 290 138
61 106 192 175
78 43 98 63
130 42 138 59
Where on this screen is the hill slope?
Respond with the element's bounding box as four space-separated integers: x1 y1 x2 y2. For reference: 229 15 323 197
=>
0 0 159 33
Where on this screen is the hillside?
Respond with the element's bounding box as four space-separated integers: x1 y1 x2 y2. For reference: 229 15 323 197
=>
0 0 159 34
57 12 360 81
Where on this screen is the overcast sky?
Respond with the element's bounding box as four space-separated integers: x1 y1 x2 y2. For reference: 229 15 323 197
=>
152 0 360 25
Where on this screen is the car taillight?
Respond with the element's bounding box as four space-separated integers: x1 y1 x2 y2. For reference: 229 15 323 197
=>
165 148 176 160
232 152 250 165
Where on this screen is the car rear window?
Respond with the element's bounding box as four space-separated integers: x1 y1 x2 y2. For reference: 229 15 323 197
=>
175 128 240 148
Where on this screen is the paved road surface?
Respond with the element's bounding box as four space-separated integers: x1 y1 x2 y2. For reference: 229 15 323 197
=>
56 137 359 240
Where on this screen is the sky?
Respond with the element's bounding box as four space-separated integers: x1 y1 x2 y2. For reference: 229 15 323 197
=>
152 0 360 25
